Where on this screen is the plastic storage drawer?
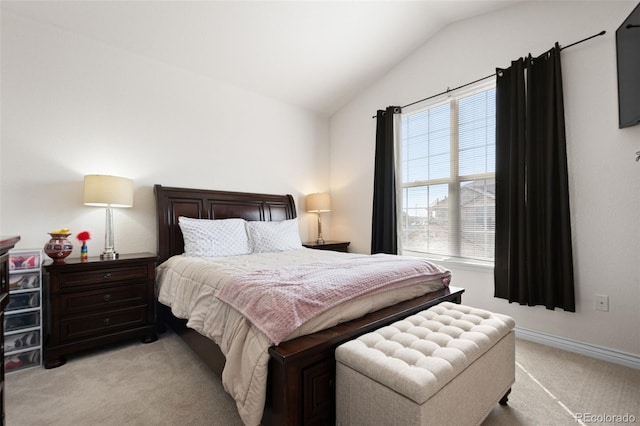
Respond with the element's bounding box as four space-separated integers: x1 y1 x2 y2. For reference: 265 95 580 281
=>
5 330 40 352
4 349 41 373
9 272 39 291
6 292 40 311
4 310 40 332
8 252 40 271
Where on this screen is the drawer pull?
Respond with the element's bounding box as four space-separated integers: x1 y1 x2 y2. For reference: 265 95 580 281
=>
104 318 111 325
103 273 112 279
103 294 112 302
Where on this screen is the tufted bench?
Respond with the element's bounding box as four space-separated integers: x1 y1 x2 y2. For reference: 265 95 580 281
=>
335 302 515 426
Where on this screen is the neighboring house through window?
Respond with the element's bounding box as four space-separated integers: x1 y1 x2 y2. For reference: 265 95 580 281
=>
399 82 496 262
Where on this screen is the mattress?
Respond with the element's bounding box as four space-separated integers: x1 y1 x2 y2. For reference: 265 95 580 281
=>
156 248 449 426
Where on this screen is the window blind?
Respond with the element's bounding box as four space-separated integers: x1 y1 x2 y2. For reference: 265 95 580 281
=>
399 84 496 261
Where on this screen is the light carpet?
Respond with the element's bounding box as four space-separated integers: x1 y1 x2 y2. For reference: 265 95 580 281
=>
5 331 639 425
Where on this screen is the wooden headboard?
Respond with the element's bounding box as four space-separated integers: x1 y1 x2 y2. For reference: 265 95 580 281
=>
154 184 297 264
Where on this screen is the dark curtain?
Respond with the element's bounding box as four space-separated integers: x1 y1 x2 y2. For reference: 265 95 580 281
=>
371 106 400 254
494 44 575 312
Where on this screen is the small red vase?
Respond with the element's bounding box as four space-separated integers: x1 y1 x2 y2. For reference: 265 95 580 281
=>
44 233 73 263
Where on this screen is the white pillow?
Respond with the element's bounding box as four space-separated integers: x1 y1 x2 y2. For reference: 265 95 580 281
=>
246 218 302 253
178 217 250 257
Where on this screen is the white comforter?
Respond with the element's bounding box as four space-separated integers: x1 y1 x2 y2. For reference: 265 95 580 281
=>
156 248 448 426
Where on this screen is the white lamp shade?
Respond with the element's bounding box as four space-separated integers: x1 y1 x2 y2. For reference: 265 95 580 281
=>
83 175 134 208
306 193 331 212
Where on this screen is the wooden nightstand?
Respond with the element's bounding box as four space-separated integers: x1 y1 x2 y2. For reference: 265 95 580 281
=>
43 253 157 368
302 241 350 253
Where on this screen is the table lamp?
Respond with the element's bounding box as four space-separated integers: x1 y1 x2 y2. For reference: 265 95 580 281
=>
83 174 133 259
306 193 331 244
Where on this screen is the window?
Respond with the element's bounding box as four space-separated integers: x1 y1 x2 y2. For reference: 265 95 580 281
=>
399 83 496 262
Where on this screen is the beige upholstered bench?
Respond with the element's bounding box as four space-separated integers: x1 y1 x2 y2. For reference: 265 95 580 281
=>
335 302 515 426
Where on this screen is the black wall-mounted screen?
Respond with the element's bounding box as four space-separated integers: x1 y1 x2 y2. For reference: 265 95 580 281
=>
616 2 640 128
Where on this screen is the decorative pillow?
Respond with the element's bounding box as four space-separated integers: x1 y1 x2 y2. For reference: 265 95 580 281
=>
246 218 303 253
178 217 250 257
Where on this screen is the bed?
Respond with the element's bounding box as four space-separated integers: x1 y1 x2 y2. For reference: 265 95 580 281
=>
153 184 464 426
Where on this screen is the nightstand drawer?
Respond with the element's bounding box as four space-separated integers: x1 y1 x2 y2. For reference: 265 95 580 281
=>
57 265 149 290
59 283 147 315
59 306 149 342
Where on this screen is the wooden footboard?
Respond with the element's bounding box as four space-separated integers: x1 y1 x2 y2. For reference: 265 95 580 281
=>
264 286 464 426
159 286 464 426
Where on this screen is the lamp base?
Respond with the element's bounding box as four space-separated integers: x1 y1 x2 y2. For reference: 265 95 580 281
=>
316 238 325 244
100 251 119 260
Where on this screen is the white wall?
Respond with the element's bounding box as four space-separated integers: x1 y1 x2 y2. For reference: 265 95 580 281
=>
0 11 331 254
330 1 640 356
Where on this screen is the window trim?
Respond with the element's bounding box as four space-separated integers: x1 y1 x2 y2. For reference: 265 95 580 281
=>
402 249 495 271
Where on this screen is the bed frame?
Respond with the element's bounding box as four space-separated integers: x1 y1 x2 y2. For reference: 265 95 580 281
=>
154 184 464 426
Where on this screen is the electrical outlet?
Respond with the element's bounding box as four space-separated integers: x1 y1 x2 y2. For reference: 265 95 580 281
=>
595 294 609 312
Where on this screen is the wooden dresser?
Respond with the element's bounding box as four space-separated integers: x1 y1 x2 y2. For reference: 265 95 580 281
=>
0 236 20 425
43 253 157 368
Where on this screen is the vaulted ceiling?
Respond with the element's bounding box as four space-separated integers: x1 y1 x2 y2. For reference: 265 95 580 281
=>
2 1 520 116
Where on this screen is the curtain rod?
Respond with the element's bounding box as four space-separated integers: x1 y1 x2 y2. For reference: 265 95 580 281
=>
372 30 606 118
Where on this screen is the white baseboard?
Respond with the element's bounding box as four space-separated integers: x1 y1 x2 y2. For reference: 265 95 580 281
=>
514 326 640 370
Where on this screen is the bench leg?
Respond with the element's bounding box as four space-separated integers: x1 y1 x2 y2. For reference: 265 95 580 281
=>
499 388 511 405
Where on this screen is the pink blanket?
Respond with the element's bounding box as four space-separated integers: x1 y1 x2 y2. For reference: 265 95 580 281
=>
216 254 451 345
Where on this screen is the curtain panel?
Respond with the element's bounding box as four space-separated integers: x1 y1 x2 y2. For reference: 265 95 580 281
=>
494 44 575 312
371 106 400 254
